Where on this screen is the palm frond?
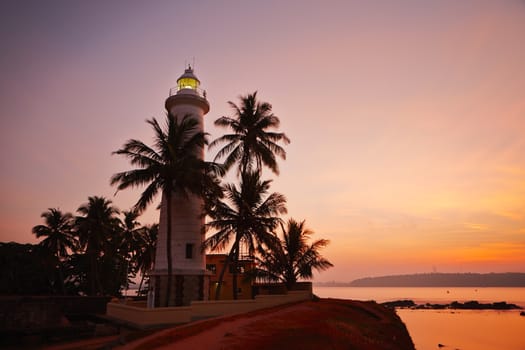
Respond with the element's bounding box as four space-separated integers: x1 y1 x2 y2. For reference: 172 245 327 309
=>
209 92 289 176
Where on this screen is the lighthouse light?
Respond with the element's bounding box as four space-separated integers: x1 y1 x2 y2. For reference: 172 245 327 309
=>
178 77 199 91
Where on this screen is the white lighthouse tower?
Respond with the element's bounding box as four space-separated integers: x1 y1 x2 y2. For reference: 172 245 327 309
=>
150 66 210 307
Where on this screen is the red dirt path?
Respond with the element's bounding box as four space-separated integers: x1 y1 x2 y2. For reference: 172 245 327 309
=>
120 299 414 350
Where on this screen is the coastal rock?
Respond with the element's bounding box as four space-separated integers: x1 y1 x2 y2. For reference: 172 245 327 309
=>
382 300 416 308
450 300 521 310
380 299 522 310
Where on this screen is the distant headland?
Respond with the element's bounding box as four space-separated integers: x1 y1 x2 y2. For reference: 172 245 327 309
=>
317 273 525 287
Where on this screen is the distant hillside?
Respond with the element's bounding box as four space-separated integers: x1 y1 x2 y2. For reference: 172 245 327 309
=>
346 273 525 287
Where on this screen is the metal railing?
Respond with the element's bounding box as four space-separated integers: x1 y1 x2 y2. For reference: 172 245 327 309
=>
169 86 207 99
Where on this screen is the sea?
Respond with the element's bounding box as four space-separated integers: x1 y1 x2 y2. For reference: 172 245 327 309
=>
314 286 525 350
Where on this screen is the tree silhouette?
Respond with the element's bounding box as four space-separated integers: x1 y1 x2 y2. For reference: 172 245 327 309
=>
204 171 286 299
135 223 158 295
255 219 333 289
119 210 143 292
32 208 77 294
76 196 121 295
210 91 290 176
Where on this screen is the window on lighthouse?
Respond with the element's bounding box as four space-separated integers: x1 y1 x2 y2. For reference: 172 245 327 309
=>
185 243 194 259
178 78 199 91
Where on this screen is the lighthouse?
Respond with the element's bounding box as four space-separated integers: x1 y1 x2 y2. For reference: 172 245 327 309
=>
150 66 210 307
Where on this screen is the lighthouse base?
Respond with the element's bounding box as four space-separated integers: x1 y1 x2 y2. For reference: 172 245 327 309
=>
149 270 209 307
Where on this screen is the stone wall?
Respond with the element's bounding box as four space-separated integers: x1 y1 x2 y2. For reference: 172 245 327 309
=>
153 274 207 307
107 290 312 329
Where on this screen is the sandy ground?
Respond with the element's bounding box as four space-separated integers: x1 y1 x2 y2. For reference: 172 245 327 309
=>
119 299 414 350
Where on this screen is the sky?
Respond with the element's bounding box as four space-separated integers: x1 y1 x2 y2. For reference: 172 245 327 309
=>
1 0 524 282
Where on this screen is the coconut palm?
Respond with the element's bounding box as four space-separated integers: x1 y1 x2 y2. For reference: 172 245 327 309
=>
135 223 158 295
76 196 121 295
32 208 76 258
119 210 143 292
111 113 223 306
255 219 333 289
210 91 290 176
32 208 76 294
204 171 287 299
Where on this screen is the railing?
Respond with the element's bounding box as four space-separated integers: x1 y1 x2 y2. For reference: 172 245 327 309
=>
240 253 254 261
169 86 207 99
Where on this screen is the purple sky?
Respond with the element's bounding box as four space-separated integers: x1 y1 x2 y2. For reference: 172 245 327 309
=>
1 0 525 281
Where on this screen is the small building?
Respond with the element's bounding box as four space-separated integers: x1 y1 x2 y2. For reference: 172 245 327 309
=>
205 254 255 300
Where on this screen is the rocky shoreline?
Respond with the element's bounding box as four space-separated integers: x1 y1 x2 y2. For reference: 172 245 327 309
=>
382 299 522 310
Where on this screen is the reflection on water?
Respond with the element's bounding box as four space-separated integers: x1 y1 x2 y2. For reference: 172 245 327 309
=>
314 286 525 350
397 309 525 350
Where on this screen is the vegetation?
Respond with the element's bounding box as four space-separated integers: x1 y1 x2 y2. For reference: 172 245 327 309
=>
5 91 333 300
204 171 287 299
76 196 122 295
0 195 158 296
254 219 333 289
206 92 296 299
31 208 76 294
134 223 158 294
210 91 290 176
0 242 58 295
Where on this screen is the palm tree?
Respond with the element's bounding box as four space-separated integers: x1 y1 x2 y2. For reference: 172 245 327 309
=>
255 219 333 290
204 171 287 299
32 208 76 294
119 210 143 293
210 91 290 176
135 223 158 295
111 113 222 306
76 196 121 295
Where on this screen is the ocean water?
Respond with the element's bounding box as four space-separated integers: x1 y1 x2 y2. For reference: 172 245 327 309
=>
398 309 524 350
314 286 525 350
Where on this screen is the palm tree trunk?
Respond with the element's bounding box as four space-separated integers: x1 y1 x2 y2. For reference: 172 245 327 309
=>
165 191 173 307
286 276 297 291
88 248 97 295
137 272 145 295
87 240 103 296
285 266 296 290
58 266 66 295
232 245 239 300
124 259 130 296
56 255 66 295
95 257 103 295
215 249 234 300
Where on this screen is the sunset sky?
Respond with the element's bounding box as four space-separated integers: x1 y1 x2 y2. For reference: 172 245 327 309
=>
1 0 524 281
